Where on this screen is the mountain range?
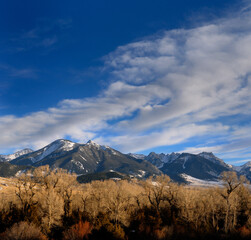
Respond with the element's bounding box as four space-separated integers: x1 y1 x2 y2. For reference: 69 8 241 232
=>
9 139 161 178
1 139 250 183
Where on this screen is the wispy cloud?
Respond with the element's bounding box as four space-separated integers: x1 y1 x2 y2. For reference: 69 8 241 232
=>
9 18 72 52
0 3 251 165
228 159 251 164
0 64 37 79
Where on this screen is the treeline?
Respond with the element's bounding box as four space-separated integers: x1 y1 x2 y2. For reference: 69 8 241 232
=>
0 166 250 240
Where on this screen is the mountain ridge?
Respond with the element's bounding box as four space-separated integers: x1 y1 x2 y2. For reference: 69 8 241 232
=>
0 148 33 162
1 139 250 182
10 139 161 178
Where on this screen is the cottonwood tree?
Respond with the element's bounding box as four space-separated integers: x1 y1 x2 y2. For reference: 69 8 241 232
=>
104 180 133 227
179 188 198 228
164 182 182 224
34 166 78 219
15 171 38 220
32 166 78 231
143 175 171 213
74 183 92 216
204 188 223 232
235 184 251 227
38 188 64 233
220 171 248 233
59 171 78 219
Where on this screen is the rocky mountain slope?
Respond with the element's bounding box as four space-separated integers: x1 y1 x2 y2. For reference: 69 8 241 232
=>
159 153 231 182
10 139 161 177
129 151 246 182
237 161 251 181
0 162 32 177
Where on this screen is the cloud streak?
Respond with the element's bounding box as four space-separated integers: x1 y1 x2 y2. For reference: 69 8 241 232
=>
0 64 37 79
0 3 251 164
8 19 72 53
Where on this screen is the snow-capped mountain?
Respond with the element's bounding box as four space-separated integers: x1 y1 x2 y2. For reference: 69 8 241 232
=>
0 148 33 162
160 153 231 182
146 152 181 168
136 151 232 182
128 152 181 168
238 161 251 181
198 152 230 167
10 139 161 177
2 139 250 183
11 139 78 165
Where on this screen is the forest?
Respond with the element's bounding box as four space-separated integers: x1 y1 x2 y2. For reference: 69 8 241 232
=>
0 166 250 240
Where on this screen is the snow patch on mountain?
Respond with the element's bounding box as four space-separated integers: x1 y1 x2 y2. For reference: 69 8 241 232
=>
128 153 146 159
207 170 219 177
79 155 87 162
86 140 101 147
35 140 63 162
32 139 77 163
86 140 119 155
60 141 76 151
180 156 189 169
181 174 222 187
241 161 251 169
198 152 225 165
138 170 146 178
143 152 181 169
71 160 85 170
86 140 109 150
165 153 180 163
109 149 118 155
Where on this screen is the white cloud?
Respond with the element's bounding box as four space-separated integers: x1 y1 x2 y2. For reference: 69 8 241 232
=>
96 123 228 153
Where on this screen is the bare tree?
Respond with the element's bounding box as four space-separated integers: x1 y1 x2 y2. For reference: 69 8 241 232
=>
220 171 248 233
34 166 78 219
143 175 171 213
38 189 64 233
15 171 38 220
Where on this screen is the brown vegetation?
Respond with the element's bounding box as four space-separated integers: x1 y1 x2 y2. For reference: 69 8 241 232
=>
0 167 250 239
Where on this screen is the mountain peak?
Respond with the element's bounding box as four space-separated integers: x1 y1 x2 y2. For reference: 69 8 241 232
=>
51 139 72 144
49 139 76 150
199 151 214 156
22 148 34 152
87 140 97 144
242 161 251 168
86 140 100 147
198 152 227 166
86 140 110 151
23 139 78 164
148 152 159 157
15 148 33 154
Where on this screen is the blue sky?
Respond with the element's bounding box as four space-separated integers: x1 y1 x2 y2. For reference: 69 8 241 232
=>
1 0 251 165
